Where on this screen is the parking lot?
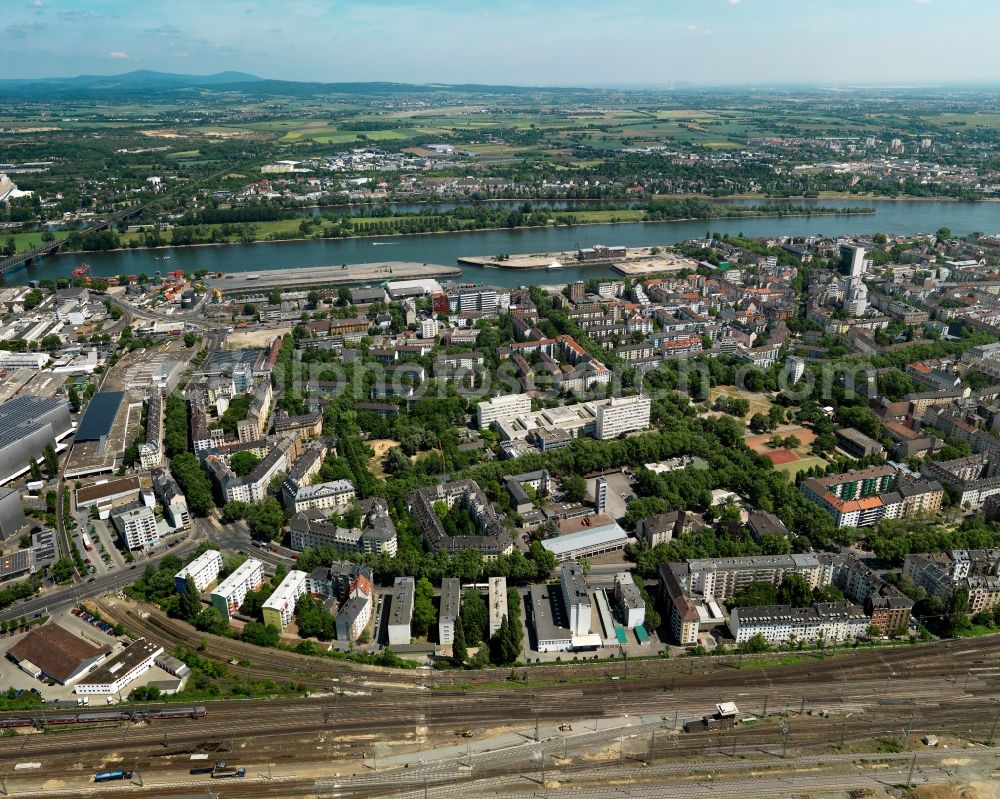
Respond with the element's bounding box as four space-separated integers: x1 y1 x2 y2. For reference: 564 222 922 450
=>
587 470 636 523
0 609 122 703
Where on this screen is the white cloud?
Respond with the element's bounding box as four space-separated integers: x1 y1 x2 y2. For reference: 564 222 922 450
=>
914 0 932 4
29 0 45 7
108 51 128 59
7 20 45 37
727 0 742 4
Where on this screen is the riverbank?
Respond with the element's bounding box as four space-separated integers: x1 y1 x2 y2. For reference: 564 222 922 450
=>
20 197 994 290
51 208 877 260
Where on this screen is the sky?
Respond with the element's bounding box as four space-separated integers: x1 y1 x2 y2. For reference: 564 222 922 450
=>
4 0 999 86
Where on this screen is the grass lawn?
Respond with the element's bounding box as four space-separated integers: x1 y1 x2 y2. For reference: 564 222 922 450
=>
3 230 49 253
773 454 827 479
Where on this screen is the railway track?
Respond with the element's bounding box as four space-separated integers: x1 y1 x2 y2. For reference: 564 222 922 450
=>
99 598 1000 698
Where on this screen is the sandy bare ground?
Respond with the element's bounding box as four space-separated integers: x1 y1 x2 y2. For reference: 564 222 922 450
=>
225 327 291 348
367 438 401 479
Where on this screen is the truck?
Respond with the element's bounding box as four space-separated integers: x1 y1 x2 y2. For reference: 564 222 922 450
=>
81 532 93 552
94 770 132 783
190 762 225 775
211 767 246 779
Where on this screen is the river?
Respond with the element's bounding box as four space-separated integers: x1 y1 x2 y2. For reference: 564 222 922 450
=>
11 199 1000 289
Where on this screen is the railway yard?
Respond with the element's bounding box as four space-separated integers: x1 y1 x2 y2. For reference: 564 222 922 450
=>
2 602 999 799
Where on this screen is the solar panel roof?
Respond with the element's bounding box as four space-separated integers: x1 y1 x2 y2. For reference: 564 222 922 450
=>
75 391 124 442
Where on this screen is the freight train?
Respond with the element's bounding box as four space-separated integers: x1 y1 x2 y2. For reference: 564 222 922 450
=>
0 705 207 730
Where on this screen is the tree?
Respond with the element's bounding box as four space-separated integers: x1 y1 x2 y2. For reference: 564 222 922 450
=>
42 443 59 478
183 332 198 348
40 333 62 352
729 581 778 608
247 498 285 541
936 227 952 240
452 616 468 664
170 452 214 516
412 577 436 638
230 451 260 477
241 621 280 647
777 573 812 607
179 576 201 621
28 457 41 482
562 474 587 504
50 557 75 583
459 589 488 646
307 290 322 308
739 633 769 655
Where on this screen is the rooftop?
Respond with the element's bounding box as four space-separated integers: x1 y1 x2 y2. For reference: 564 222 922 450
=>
8 623 111 684
79 637 163 688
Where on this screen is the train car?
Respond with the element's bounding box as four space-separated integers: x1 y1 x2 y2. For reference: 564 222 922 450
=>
0 716 36 729
148 705 207 720
94 770 132 783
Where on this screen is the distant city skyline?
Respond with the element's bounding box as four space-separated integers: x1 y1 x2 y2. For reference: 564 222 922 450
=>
4 0 998 86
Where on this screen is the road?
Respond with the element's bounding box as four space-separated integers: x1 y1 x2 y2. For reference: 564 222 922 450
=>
0 535 200 622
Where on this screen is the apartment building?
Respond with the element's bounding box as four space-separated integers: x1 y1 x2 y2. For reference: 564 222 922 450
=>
336 593 373 642
438 577 462 646
684 553 829 601
560 563 592 636
658 563 700 646
613 572 645 629
262 570 308 631
110 501 159 551
407 480 513 558
826 554 913 634
306 561 374 600
904 549 1000 615
152 470 190 529
210 558 264 621
207 435 298 503
388 577 415 647
139 393 164 469
289 499 397 556
477 392 531 429
595 394 651 440
800 465 942 528
729 602 869 645
174 549 223 594
283 479 356 514
922 454 1000 510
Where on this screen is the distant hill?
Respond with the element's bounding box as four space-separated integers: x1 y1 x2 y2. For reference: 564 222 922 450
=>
0 70 264 96
0 70 586 98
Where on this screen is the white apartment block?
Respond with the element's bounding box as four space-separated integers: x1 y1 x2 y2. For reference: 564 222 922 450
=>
560 564 592 636
478 393 532 429
210 558 264 621
111 502 159 550
174 549 223 594
729 602 868 645
595 394 651 440
285 479 356 514
387 577 415 646
262 570 308 631
419 318 438 339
